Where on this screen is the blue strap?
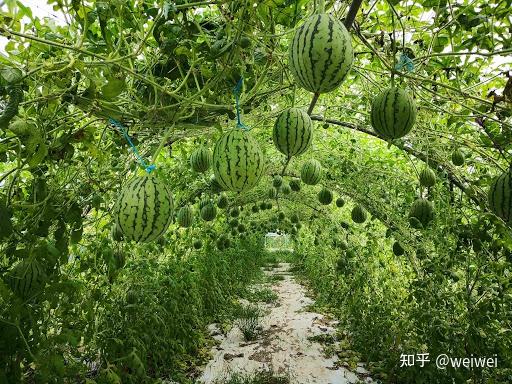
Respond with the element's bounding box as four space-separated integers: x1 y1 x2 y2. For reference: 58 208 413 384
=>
395 53 414 72
233 78 250 130
109 118 156 173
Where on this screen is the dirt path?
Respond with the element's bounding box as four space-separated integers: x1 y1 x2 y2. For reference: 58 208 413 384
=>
198 263 373 384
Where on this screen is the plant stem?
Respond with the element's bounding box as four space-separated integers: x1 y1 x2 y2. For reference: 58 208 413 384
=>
307 92 320 115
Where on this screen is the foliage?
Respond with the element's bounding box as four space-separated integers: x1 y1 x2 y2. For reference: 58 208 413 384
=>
0 0 511 382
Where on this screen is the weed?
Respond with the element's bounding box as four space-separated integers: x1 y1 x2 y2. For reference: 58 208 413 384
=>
243 287 278 303
213 370 290 384
234 304 262 341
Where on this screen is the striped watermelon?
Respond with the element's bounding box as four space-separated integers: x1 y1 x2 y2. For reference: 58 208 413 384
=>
289 14 353 94
318 188 333 205
217 193 228 209
193 239 203 249
268 187 278 199
200 203 217 221
370 87 416 139
488 168 512 223
301 159 322 185
351 205 367 223
177 206 194 228
7 258 47 299
452 149 465 166
190 147 212 173
114 173 173 242
419 168 436 187
336 197 345 207
281 183 291 195
289 178 301 192
273 108 313 157
213 129 264 192
273 175 283 188
409 198 434 228
209 174 224 193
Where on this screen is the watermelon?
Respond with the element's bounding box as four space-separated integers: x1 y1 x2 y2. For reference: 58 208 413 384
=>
301 159 322 185
237 223 246 233
209 174 224 193
177 206 194 228
230 206 240 217
409 198 434 228
111 223 124 241
7 258 47 299
193 239 203 249
452 149 465 166
281 183 291 195
200 203 217 221
278 211 286 220
273 108 313 157
201 197 213 208
115 174 173 242
251 205 259 213
213 128 265 192
289 14 353 94
0 85 23 129
190 146 212 173
393 241 404 256
318 188 333 205
289 178 301 192
488 168 512 223
268 187 278 199
351 205 367 223
217 193 228 209
419 168 436 187
370 87 416 139
273 175 283 188
336 197 345 207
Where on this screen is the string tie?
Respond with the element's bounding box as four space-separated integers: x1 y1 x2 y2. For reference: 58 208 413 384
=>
109 117 156 173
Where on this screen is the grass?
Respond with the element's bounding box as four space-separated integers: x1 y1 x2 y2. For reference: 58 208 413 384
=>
242 287 278 304
213 371 290 384
234 304 262 341
267 274 285 282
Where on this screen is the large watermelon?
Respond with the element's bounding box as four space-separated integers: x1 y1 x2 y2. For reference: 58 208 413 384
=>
273 108 313 157
409 198 434 228
177 206 194 228
301 159 322 185
7 258 47 299
289 14 353 94
114 173 173 242
213 129 265 192
370 87 416 139
190 147 212 173
488 168 512 223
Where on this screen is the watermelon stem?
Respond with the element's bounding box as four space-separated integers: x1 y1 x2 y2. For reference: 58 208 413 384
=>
307 92 320 115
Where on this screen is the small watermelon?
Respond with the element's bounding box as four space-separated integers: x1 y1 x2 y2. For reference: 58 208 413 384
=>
190 146 212 173
370 87 416 139
419 168 436 187
488 167 512 223
318 188 333 205
289 178 301 192
213 128 265 192
301 159 322 185
114 173 173 242
200 203 217 221
452 149 465 166
217 193 228 209
273 108 313 157
273 175 283 188
409 198 434 228
336 197 345 208
351 205 367 223
177 206 194 228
